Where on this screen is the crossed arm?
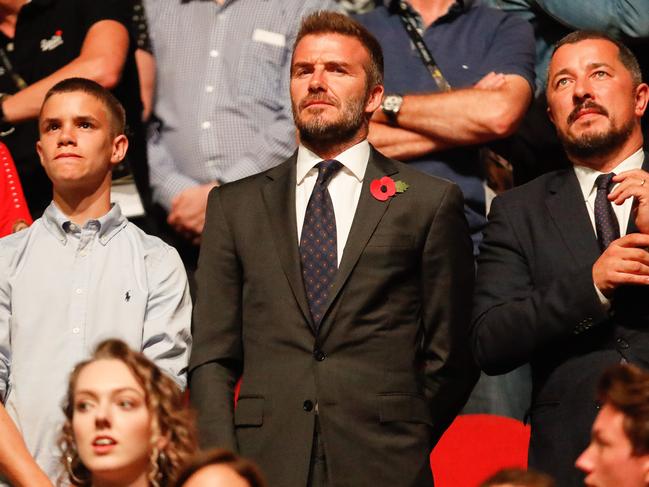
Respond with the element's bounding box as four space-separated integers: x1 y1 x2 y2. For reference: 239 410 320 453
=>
2 20 129 123
369 73 532 160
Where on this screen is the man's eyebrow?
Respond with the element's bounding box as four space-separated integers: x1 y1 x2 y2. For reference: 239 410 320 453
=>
552 62 614 81
40 117 60 126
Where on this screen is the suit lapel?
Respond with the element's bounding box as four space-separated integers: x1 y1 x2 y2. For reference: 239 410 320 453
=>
545 169 601 268
261 154 313 328
319 149 398 325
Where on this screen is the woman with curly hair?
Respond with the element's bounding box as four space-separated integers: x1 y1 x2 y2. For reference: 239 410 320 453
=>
59 339 197 487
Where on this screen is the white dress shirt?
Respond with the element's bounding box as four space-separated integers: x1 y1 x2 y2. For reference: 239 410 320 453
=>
295 141 370 266
573 148 645 304
573 148 645 237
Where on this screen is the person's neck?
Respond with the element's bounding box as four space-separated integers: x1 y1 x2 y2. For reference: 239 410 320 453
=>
0 0 26 38
569 130 644 173
52 180 112 226
406 0 455 27
302 129 367 161
93 470 149 487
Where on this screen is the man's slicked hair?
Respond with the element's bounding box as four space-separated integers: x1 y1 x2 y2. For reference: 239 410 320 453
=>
598 364 649 456
41 77 126 136
551 30 643 87
293 10 384 88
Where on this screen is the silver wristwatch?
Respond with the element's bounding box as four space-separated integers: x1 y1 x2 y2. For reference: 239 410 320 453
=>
381 94 403 124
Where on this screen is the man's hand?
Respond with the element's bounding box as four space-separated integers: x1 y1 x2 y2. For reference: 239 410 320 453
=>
610 169 649 234
592 233 649 297
168 182 218 239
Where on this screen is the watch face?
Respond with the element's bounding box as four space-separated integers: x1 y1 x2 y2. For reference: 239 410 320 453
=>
382 95 403 114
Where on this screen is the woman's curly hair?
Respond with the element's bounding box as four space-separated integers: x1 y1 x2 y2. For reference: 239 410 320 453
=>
59 339 197 486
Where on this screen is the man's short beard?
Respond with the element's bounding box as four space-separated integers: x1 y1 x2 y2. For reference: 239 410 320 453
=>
560 117 635 160
294 93 367 150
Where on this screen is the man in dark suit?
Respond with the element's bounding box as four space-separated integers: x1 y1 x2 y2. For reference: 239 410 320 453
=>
190 11 477 487
471 31 649 486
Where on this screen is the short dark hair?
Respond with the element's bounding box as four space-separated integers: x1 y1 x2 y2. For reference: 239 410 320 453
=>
551 31 643 87
173 448 266 487
293 10 384 88
598 364 649 456
480 467 556 487
40 77 126 136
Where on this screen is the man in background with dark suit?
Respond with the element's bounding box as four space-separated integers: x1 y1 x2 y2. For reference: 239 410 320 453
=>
472 31 649 486
190 11 476 487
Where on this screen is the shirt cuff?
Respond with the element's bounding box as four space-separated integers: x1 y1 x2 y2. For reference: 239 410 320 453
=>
593 282 612 310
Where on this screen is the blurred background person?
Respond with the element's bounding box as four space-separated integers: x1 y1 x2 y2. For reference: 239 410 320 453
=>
576 364 649 487
480 468 556 487
0 141 31 236
60 339 198 487
143 0 337 277
174 449 266 487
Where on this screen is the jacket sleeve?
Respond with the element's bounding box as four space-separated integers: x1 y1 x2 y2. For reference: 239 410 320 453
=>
471 195 609 375
421 183 479 444
189 187 242 450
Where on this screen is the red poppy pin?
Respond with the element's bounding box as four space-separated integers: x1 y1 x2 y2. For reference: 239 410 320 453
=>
370 176 409 202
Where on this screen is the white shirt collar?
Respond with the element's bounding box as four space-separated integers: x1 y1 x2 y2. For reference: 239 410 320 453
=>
573 148 645 201
296 140 370 185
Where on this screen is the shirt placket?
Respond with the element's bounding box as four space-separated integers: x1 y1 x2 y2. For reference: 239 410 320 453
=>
68 221 99 354
200 4 227 180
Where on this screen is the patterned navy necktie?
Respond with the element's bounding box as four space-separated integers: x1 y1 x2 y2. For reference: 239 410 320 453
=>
300 159 342 327
594 172 620 251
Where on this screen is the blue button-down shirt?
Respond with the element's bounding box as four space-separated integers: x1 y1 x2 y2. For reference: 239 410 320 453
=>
0 203 192 481
145 0 338 210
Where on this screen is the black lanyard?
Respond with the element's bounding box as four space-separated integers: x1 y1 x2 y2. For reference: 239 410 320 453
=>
0 46 27 91
395 1 452 92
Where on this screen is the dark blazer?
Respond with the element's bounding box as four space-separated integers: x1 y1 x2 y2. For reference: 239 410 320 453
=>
190 147 477 487
471 155 649 486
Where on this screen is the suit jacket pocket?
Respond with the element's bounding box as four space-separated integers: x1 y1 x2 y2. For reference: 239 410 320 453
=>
378 393 432 425
366 233 415 248
234 396 264 427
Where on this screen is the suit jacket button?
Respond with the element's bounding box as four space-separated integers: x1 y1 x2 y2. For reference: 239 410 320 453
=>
314 349 326 361
303 400 314 412
616 337 630 349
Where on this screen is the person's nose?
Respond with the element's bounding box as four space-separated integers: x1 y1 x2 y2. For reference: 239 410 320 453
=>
308 67 327 93
57 123 76 147
575 443 595 473
94 402 111 429
572 74 594 105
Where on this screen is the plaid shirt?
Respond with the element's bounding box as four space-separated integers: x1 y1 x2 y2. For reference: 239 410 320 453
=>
145 0 338 209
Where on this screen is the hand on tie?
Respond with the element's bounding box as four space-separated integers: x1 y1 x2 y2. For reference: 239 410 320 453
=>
610 169 649 234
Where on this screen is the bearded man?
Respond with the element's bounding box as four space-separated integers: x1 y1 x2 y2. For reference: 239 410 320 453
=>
189 11 477 487
471 31 649 486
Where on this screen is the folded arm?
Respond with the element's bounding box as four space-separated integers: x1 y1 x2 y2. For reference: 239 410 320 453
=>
3 20 129 123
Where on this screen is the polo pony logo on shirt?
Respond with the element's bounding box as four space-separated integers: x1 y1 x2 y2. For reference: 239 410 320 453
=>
40 30 63 52
125 291 131 302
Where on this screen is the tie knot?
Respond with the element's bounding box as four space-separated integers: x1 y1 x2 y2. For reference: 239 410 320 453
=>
595 173 616 193
316 160 342 187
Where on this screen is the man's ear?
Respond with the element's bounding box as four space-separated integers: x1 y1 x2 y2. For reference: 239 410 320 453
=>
365 84 385 115
546 103 556 126
36 140 44 167
634 82 649 117
110 134 129 166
